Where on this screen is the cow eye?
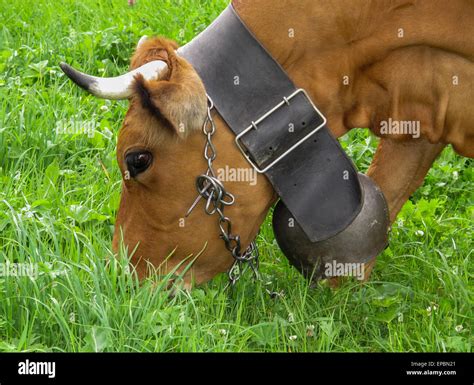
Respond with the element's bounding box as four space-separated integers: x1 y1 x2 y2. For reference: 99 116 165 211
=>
125 151 153 177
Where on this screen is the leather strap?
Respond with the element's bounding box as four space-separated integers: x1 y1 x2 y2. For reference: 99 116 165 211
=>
179 5 362 242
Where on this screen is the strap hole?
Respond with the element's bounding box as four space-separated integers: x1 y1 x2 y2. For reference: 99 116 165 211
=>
269 146 273 151
302 121 306 126
313 139 318 143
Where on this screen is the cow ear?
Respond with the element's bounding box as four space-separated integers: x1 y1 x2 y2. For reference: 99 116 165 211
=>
131 37 179 69
132 40 207 137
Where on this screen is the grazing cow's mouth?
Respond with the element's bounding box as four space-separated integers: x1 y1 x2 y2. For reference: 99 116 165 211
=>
60 4 391 286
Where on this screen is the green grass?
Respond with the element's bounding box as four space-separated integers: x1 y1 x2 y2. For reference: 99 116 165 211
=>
0 0 472 352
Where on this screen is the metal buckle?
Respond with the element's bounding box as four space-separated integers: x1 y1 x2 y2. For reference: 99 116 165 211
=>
235 89 327 174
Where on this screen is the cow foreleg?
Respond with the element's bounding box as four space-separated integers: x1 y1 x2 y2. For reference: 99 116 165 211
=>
368 137 446 221
362 137 445 280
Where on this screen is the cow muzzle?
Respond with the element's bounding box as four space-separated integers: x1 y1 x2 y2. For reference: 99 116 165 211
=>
272 174 390 282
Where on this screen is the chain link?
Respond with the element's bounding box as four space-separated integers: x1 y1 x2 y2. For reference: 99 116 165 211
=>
186 95 259 287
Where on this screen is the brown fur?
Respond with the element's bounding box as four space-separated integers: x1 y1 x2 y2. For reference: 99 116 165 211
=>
130 38 207 139
113 1 473 286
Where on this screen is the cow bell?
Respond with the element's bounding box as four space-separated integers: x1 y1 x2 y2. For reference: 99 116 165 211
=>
272 174 390 282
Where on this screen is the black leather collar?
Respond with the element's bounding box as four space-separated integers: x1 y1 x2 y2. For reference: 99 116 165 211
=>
180 5 362 242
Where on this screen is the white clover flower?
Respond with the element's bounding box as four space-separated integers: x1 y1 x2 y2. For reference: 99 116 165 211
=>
415 230 425 237
288 335 297 341
455 325 463 332
102 127 113 139
219 329 228 336
288 313 294 323
306 325 315 337
100 105 109 112
21 204 34 218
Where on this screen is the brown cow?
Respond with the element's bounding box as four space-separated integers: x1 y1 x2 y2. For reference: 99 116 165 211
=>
62 0 473 288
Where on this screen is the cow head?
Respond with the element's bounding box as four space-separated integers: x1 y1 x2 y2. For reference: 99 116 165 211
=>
61 37 275 287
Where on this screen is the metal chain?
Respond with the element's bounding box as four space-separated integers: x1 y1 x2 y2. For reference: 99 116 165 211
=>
185 95 259 287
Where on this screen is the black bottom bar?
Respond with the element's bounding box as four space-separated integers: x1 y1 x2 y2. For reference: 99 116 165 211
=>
0 353 471 384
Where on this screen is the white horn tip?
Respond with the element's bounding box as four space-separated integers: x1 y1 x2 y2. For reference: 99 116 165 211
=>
137 35 148 48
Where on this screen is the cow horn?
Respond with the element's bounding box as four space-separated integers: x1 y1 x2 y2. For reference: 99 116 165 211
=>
137 35 148 48
59 60 168 100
